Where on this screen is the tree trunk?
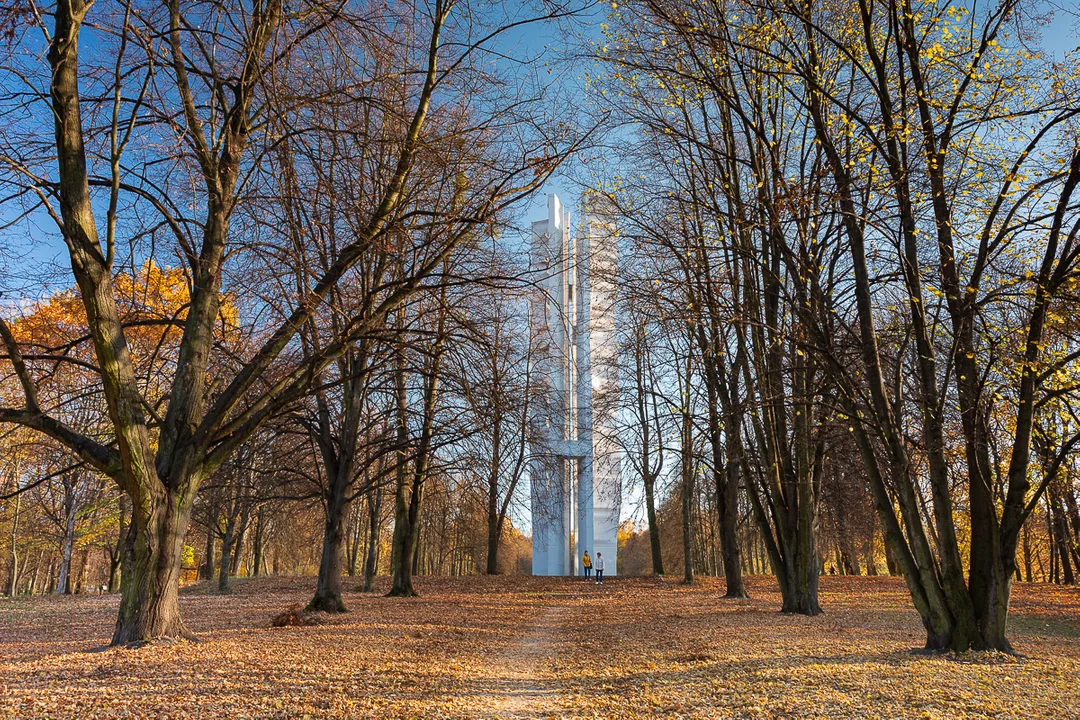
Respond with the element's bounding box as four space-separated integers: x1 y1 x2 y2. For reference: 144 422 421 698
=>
108 495 127 593
389 452 426 598
201 520 215 582
112 492 194 645
230 503 251 576
971 560 1014 649
252 512 265 578
363 486 382 592
485 414 503 575
719 452 747 597
680 370 694 585
308 483 349 612
26 557 39 595
643 476 664 576
107 547 121 593
1064 485 1080 572
1050 490 1075 584
346 504 362 577
37 557 51 596
309 346 369 610
864 520 878 576
56 495 77 595
74 548 90 593
1022 522 1033 583
883 538 898 576
485 506 501 575
389 307 445 597
681 469 694 584
834 499 861 576
389 356 418 598
1049 506 1059 583
709 348 746 599
218 511 236 593
6 488 18 597
778 438 822 615
410 513 424 575
633 323 664 578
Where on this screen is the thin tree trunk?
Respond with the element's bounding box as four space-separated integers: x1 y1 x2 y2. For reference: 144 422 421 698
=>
485 513 501 575
634 323 664 577
6 485 18 597
218 510 235 593
643 476 664 576
707 343 746 598
1022 522 1033 583
834 497 861 576
230 502 251 576
108 495 128 592
74 548 91 593
252 512 265 578
56 487 77 595
389 300 446 598
363 486 382 592
681 409 694 585
1064 485 1080 572
1050 489 1075 584
484 403 503 575
347 503 363 577
30 550 44 595
865 516 878 576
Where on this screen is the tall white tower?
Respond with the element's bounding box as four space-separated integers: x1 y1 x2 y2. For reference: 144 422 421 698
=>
530 194 621 576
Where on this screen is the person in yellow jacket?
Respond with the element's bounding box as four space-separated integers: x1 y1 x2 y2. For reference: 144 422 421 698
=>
582 551 592 579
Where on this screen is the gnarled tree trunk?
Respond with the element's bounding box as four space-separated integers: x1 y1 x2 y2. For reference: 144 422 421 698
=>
113 491 195 645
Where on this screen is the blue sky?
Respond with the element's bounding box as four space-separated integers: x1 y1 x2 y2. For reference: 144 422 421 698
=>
6 0 1077 297
0 1 604 303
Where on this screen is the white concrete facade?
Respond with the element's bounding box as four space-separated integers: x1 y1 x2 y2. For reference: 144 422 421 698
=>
530 194 621 576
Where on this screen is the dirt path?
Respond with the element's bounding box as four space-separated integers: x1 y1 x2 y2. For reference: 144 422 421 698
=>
488 602 568 718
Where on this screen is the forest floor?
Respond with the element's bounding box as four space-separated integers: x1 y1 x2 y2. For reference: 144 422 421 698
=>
1 575 1078 719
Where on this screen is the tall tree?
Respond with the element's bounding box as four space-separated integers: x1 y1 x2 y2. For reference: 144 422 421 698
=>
0 0 581 642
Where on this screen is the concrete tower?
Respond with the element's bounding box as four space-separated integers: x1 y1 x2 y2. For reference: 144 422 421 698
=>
530 194 621 576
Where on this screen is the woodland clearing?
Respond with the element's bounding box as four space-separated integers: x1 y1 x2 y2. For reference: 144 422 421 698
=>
0 575 1077 719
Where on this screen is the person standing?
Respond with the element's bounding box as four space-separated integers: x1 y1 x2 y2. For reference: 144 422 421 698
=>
582 551 592 578
595 552 605 584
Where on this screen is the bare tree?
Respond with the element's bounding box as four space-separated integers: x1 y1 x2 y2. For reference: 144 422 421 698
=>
0 0 583 642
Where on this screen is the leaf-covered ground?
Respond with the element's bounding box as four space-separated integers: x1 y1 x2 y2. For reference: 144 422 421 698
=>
1 575 1078 718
